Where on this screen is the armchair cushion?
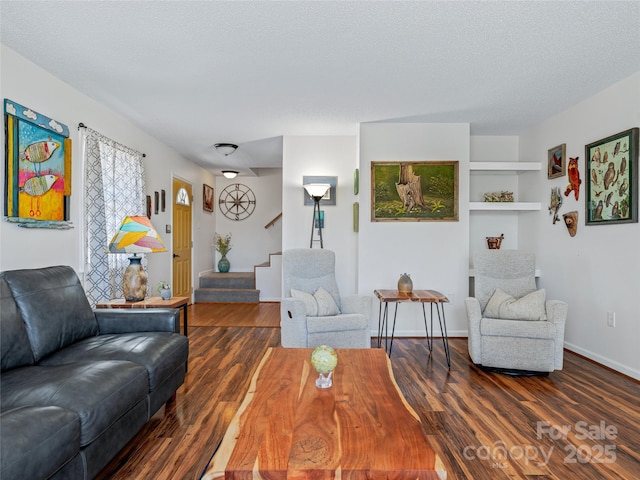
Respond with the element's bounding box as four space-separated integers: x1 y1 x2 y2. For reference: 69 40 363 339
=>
291 287 340 316
484 288 547 321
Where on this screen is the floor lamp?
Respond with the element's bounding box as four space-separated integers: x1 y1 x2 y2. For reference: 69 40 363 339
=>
303 183 330 248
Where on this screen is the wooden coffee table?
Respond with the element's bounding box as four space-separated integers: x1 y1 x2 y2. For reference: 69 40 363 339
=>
202 347 446 479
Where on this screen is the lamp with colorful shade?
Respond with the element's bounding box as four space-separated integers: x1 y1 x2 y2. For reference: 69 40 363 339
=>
107 215 167 302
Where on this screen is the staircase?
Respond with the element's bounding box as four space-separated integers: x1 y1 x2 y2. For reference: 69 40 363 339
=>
195 272 260 303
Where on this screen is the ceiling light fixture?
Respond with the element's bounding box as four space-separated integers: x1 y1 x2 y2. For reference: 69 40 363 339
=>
214 143 238 156
222 170 239 179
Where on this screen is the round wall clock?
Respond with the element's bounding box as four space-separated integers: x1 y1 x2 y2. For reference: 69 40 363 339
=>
218 183 256 220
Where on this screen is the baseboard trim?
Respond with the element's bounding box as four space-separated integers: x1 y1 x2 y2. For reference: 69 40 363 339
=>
564 342 640 382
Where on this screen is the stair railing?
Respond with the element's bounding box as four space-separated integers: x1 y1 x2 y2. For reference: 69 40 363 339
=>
264 212 282 229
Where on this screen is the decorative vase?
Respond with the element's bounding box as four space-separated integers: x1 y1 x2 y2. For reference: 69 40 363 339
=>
218 254 230 273
398 273 413 294
123 256 146 302
160 287 172 300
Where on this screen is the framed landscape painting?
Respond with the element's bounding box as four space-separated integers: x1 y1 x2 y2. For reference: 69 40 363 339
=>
371 161 458 222
585 127 638 225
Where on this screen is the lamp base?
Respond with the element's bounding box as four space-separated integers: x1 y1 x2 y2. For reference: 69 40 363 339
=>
123 256 147 302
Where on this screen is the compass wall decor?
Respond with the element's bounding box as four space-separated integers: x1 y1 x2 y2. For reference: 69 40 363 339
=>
218 183 256 220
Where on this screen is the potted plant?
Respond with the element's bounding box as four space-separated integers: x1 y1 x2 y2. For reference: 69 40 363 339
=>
214 232 232 273
157 281 171 300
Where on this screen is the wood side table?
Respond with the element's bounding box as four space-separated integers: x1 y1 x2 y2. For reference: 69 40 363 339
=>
95 296 190 336
374 289 450 368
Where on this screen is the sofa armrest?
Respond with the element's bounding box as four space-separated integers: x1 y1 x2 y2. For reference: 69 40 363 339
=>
340 295 372 319
546 299 568 370
94 308 180 334
280 298 309 347
465 297 483 363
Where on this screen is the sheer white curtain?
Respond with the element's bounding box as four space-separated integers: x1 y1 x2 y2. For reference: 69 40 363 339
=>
82 127 146 306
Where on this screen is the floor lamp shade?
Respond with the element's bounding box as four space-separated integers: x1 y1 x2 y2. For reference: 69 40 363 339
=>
107 216 167 301
303 183 330 248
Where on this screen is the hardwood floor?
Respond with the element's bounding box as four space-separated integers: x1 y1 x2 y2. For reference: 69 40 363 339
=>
97 303 640 480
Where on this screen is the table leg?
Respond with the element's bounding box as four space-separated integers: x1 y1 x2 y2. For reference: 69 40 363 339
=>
377 301 384 347
422 303 432 352
435 303 451 368
183 304 188 336
388 303 399 356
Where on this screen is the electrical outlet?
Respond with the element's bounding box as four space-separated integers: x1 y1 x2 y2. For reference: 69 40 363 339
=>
607 311 616 327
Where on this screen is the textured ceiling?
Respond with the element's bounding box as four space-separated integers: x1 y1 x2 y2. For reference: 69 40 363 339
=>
2 1 639 175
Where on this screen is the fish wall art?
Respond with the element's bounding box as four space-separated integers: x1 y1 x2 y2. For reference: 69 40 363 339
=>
4 99 72 226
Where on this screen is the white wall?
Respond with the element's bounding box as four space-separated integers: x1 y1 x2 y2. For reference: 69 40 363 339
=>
0 45 217 295
282 136 359 295
213 169 282 272
519 72 640 380
359 123 470 337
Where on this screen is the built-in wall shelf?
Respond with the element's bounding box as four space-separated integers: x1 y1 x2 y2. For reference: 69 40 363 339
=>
470 161 542 211
470 202 541 211
470 162 541 172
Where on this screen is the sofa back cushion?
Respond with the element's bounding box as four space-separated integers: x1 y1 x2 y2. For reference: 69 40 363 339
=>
1 266 98 362
0 276 35 371
283 249 342 310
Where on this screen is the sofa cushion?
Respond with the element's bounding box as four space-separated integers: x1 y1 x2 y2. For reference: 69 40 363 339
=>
291 287 341 317
307 313 369 334
40 332 189 392
313 287 340 316
480 317 556 339
0 406 80 480
0 360 148 446
291 288 318 316
1 266 99 361
484 288 547 321
0 276 34 371
283 249 343 309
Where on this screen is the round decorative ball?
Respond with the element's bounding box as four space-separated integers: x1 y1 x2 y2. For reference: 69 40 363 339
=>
310 345 338 374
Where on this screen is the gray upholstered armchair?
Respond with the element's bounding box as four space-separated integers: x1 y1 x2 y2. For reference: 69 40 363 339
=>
465 250 568 373
280 249 371 348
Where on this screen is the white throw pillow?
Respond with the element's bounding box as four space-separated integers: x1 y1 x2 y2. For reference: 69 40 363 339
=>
313 287 340 316
484 288 547 321
290 288 318 316
290 287 340 317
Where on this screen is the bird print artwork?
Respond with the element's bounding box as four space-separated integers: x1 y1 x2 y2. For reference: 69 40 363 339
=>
20 138 60 164
603 162 617 190
564 157 581 200
548 187 563 224
4 99 70 222
586 128 638 223
20 174 58 217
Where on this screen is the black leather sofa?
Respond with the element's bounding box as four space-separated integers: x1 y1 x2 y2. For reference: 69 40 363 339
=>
0 266 189 479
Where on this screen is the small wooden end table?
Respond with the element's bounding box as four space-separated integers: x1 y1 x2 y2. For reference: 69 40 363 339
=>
95 296 189 336
374 289 450 368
